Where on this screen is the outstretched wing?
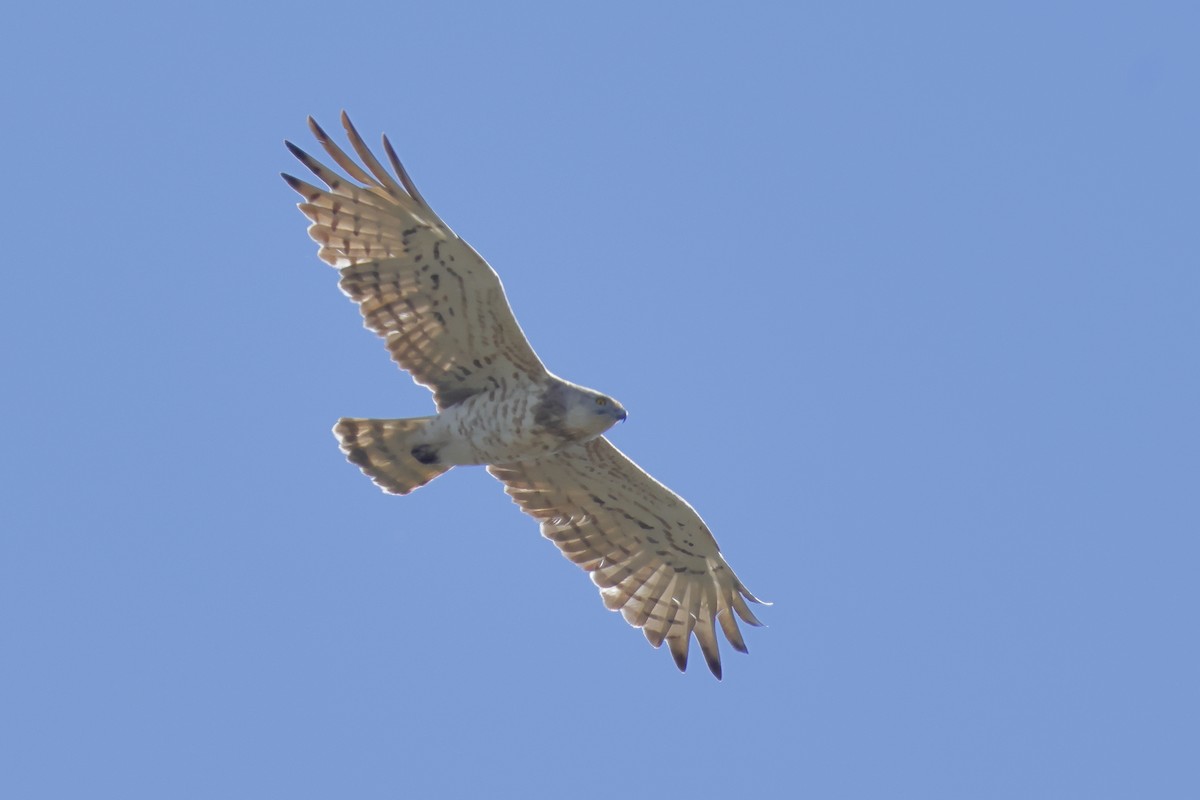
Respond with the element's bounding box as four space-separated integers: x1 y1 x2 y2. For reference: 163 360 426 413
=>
488 438 766 679
283 113 547 408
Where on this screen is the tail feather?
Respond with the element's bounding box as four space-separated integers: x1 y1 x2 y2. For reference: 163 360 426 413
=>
333 417 451 495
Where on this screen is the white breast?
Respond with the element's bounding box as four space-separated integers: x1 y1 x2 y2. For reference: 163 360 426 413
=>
430 380 561 465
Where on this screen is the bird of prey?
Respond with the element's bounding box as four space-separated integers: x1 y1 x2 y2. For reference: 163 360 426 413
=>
282 113 766 678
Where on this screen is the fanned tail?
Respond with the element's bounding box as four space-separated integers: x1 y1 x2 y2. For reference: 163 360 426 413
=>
333 417 451 495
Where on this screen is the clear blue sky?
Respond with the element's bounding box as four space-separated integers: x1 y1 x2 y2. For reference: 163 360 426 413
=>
2 2 1197 798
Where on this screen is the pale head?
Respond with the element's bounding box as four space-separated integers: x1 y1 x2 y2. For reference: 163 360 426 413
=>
534 381 628 443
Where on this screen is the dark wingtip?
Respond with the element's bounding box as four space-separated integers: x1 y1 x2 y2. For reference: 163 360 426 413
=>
704 653 723 680
307 115 330 143
672 649 689 673
741 587 772 606
280 171 321 202
382 133 401 166
339 111 367 149
729 639 749 655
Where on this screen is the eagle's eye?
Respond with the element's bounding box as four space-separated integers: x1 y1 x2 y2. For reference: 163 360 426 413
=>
596 397 608 407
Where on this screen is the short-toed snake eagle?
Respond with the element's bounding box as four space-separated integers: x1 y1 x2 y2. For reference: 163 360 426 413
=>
283 113 766 678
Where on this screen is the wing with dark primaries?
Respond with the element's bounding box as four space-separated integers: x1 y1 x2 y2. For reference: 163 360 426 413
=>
489 438 767 679
283 112 547 408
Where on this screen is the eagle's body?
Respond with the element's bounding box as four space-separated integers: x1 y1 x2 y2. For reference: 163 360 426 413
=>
336 377 627 493
284 113 766 678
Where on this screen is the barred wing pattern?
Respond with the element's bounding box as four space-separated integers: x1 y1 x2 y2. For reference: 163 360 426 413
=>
283 113 547 408
489 438 766 679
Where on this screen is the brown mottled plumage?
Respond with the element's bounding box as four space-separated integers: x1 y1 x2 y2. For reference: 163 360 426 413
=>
283 113 766 678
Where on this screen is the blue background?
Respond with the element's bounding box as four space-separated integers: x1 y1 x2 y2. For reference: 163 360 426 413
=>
3 2 1197 797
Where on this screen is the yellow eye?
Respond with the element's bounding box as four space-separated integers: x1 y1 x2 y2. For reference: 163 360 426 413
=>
596 397 608 406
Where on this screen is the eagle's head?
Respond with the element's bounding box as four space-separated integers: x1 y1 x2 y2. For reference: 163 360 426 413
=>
535 382 627 443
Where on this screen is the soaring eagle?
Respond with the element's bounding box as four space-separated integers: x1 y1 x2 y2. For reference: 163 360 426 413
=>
283 113 766 678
